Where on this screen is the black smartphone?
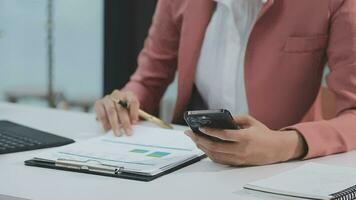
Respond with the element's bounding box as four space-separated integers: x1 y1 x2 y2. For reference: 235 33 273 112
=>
184 109 241 142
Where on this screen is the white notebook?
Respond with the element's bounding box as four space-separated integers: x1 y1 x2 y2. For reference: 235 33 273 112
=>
244 163 356 200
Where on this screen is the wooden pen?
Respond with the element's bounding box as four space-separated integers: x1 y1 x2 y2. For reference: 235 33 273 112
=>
117 100 173 129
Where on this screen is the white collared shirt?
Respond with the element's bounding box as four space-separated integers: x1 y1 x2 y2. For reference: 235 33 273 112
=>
195 0 266 115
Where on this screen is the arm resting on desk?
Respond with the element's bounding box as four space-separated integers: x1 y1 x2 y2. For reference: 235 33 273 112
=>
286 0 356 159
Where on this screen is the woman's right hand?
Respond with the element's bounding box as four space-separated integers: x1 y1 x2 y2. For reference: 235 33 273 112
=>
94 90 140 136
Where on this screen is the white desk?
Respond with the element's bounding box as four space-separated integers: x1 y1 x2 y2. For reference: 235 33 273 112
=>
0 102 356 200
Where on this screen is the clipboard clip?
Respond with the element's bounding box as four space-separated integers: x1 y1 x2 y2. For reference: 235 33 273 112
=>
55 158 124 175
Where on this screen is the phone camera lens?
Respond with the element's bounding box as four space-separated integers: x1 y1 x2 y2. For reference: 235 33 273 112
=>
187 117 199 128
199 116 211 126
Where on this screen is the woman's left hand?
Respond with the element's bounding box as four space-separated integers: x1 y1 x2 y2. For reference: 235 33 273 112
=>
185 115 307 166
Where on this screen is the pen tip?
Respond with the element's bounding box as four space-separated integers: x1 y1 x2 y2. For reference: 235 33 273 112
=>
163 123 174 129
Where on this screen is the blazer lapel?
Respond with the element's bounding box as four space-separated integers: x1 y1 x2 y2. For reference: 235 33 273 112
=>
245 0 275 118
173 0 275 121
173 0 215 121
258 0 275 19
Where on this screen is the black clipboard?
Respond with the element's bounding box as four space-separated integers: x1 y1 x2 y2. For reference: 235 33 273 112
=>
25 155 206 182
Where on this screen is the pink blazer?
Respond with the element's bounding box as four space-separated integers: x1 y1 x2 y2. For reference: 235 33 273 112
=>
123 0 356 159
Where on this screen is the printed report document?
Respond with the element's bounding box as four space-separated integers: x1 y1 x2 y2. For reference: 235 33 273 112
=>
25 126 205 181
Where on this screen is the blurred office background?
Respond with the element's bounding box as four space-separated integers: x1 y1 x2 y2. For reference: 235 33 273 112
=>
0 0 177 121
0 0 103 110
0 0 328 121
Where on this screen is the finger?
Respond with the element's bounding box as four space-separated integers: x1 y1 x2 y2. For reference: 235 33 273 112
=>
233 115 261 127
127 92 140 124
117 104 133 136
185 131 248 166
94 101 111 131
185 130 231 153
192 132 240 154
114 93 133 136
184 130 198 143
196 144 227 165
199 128 249 142
110 89 121 102
103 96 122 136
184 131 219 161
197 144 242 166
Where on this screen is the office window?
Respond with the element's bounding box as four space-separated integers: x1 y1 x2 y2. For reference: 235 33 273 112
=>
0 0 103 109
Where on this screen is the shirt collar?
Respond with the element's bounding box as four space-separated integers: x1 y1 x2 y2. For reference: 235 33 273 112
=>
214 0 232 8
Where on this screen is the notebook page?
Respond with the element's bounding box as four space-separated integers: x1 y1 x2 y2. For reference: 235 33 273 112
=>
34 125 203 174
245 163 356 199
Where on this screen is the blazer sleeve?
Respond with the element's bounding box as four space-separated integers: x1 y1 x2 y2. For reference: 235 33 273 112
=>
286 0 356 159
122 0 180 113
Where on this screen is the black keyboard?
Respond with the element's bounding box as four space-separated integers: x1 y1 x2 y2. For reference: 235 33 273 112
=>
0 121 75 154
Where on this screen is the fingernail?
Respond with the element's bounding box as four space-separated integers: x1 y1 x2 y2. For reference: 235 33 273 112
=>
184 131 192 137
123 128 128 135
114 128 121 136
199 128 206 133
119 129 125 137
125 128 133 136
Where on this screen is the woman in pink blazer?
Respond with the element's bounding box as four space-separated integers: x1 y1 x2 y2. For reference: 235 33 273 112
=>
95 0 356 166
